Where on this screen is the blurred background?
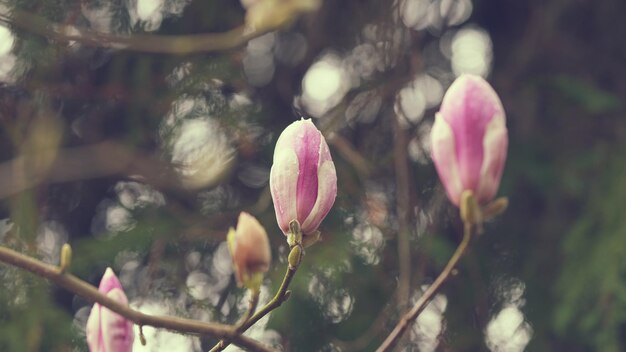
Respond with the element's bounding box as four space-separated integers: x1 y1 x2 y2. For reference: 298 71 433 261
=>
0 0 625 351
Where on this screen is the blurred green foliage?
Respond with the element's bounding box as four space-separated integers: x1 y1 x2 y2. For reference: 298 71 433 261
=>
555 148 626 352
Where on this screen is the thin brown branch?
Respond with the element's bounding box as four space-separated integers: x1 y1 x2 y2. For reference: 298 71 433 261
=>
0 8 268 54
0 245 275 352
376 222 474 352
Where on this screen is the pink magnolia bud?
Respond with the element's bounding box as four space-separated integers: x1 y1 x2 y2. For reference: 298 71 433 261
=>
269 119 337 236
431 74 508 206
86 268 134 352
227 212 272 289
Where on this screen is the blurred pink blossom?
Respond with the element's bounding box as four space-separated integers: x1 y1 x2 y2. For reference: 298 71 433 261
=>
228 212 272 288
86 268 134 352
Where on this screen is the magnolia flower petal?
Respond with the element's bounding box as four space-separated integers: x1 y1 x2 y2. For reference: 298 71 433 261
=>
270 149 299 234
273 119 308 162
86 304 103 352
226 227 244 284
86 269 133 352
98 267 123 294
294 121 321 224
440 75 504 191
271 118 336 237
231 212 271 287
301 159 337 235
476 113 508 204
101 289 134 352
431 113 463 206
317 123 334 164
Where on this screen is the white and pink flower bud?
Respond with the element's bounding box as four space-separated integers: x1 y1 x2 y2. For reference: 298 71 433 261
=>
86 268 134 352
431 74 508 206
269 119 337 236
227 212 272 289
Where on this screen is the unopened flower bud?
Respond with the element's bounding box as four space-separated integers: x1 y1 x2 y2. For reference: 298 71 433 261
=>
431 74 508 206
228 212 272 290
86 268 134 352
270 119 337 238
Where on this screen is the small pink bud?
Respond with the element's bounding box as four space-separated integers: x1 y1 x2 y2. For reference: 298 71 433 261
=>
86 268 134 352
228 212 272 289
269 119 337 236
431 74 508 206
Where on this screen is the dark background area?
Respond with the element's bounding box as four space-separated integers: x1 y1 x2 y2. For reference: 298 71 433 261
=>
0 0 625 351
